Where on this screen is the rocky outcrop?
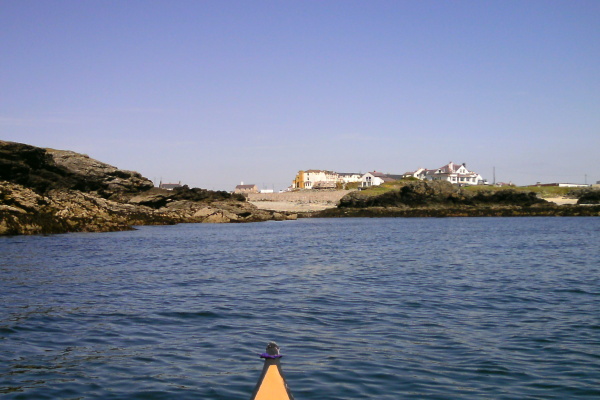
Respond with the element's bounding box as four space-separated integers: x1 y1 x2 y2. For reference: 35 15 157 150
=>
316 180 600 218
0 141 296 235
47 148 155 197
576 189 600 205
0 140 154 197
0 181 146 235
338 180 548 208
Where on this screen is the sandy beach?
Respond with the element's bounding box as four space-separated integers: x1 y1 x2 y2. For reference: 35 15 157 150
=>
545 197 578 205
249 201 336 212
247 191 349 213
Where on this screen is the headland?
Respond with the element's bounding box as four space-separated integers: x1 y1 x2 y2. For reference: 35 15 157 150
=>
0 141 297 236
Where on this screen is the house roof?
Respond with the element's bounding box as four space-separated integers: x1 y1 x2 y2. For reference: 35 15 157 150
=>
369 171 388 178
387 174 404 180
305 169 335 174
235 184 257 189
404 168 425 175
436 162 470 174
368 171 402 181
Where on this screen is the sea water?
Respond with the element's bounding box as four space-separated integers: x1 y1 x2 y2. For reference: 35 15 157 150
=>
1 217 599 399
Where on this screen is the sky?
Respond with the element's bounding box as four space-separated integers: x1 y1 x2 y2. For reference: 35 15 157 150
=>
1 0 599 191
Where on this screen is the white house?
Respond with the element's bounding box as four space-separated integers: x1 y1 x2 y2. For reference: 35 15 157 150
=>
337 172 362 184
536 182 590 188
402 168 426 179
422 162 485 185
360 171 403 188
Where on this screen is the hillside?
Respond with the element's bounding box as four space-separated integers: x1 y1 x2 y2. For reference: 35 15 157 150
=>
0 141 296 235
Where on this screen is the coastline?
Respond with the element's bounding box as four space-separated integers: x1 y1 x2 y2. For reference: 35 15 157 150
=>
249 192 591 214
311 204 600 218
2 141 599 236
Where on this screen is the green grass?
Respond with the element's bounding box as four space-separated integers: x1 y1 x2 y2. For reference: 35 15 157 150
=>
356 181 409 197
463 185 573 197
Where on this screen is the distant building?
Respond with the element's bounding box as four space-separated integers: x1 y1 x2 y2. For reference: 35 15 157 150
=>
404 162 486 186
292 170 361 189
360 171 403 188
402 168 426 179
293 170 338 189
337 172 362 184
159 181 182 190
234 183 259 194
536 183 591 188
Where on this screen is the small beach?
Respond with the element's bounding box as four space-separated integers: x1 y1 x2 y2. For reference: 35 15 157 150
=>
249 200 336 212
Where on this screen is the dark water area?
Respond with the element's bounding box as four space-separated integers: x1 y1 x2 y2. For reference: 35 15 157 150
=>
1 217 600 399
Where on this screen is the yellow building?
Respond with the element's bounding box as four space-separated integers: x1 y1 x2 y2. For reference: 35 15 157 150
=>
292 170 306 189
292 170 349 189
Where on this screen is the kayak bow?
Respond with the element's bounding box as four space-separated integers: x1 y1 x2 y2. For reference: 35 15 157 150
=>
250 342 294 400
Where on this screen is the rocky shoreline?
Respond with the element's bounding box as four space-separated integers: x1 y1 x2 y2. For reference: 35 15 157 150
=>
0 141 296 236
2 141 599 236
312 204 600 218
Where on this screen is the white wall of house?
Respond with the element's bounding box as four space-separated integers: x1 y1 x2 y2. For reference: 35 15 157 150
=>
360 172 385 187
304 170 338 189
338 173 362 183
421 162 485 186
557 183 591 187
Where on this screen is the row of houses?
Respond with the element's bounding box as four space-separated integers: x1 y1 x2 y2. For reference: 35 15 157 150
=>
292 170 363 189
291 162 487 190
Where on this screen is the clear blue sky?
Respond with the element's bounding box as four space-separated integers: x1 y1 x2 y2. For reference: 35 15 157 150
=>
2 0 599 190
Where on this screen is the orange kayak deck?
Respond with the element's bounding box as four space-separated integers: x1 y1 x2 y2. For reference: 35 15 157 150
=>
250 342 294 400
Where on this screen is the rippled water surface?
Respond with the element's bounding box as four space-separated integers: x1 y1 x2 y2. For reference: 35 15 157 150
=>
1 217 600 399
